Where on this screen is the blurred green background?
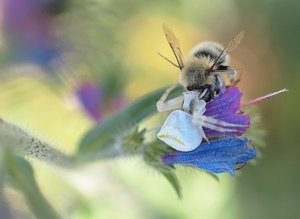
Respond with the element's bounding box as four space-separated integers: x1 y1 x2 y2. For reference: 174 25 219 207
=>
0 0 298 218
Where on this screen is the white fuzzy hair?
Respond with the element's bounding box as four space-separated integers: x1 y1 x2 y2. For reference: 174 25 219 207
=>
188 41 230 66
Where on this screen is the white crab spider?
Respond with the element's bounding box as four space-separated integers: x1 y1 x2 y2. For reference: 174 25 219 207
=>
156 86 246 152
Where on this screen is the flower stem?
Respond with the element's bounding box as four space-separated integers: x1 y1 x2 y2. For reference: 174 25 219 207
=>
0 119 72 167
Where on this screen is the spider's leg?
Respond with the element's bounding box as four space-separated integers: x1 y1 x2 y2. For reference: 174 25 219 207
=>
202 121 237 133
202 116 248 128
156 85 184 112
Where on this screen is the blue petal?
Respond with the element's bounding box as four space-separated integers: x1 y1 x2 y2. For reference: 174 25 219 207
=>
162 138 256 176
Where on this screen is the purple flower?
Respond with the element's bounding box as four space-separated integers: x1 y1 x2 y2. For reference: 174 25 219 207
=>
76 81 103 122
162 137 256 176
2 0 68 69
75 80 127 122
203 87 250 137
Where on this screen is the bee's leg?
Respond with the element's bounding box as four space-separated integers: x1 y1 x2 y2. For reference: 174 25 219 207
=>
212 67 239 87
156 85 184 112
226 68 239 86
214 81 221 95
231 70 242 86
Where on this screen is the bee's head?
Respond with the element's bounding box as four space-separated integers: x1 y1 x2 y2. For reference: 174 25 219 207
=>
180 58 210 91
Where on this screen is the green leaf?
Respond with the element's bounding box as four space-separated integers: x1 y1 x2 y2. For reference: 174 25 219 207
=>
0 150 14 219
144 140 182 199
161 171 182 199
0 190 13 219
6 153 61 219
79 85 183 154
0 149 4 177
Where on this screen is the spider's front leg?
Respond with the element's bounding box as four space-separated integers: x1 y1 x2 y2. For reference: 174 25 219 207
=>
156 85 184 112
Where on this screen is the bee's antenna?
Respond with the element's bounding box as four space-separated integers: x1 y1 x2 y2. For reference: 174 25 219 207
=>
209 47 227 71
157 52 180 69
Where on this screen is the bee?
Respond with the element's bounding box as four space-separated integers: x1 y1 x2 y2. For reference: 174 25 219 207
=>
158 24 244 103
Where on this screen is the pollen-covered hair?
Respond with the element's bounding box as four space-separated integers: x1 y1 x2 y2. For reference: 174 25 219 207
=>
183 56 214 71
188 42 230 67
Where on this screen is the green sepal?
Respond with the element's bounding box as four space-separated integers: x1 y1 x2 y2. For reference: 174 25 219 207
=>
161 171 182 199
6 153 61 219
144 140 182 199
121 126 146 153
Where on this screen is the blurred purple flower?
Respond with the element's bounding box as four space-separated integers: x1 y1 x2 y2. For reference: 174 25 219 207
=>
203 87 250 137
162 137 256 176
76 80 103 122
75 80 127 122
2 0 68 69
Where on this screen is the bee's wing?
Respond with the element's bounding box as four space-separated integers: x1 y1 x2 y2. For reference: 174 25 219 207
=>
224 31 244 53
210 31 244 70
163 24 184 69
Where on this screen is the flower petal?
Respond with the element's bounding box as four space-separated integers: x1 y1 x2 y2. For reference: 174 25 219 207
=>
203 114 250 137
161 137 256 176
205 87 242 116
202 87 250 137
76 80 103 122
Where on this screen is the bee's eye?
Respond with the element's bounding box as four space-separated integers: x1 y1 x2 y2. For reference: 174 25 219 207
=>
216 65 228 70
187 84 200 91
186 85 193 91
